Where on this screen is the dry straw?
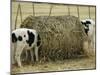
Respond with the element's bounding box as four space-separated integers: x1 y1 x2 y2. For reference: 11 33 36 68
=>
20 15 88 61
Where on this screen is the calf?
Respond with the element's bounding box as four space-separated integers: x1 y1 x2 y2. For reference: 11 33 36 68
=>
81 19 95 54
12 28 41 67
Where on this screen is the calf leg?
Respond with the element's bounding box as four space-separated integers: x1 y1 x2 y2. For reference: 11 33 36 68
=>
30 49 34 62
15 44 25 67
11 43 16 65
25 50 28 61
34 46 39 61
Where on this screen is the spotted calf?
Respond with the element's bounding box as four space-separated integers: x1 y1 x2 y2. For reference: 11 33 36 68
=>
81 19 95 53
12 28 41 67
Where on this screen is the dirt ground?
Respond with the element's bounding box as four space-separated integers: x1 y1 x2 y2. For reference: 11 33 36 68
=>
12 56 96 74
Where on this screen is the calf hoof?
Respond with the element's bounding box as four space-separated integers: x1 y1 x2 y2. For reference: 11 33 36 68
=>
18 64 22 68
18 65 23 68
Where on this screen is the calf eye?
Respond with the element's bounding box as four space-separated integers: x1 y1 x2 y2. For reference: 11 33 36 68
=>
24 35 26 37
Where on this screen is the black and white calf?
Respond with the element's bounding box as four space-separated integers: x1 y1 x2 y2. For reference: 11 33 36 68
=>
12 28 41 67
81 19 95 53
81 19 95 36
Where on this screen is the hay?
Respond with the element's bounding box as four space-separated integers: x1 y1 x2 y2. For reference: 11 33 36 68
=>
20 15 87 61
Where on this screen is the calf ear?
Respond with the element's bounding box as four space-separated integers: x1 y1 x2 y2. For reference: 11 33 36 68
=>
81 21 86 25
12 33 17 43
86 21 91 24
81 21 84 24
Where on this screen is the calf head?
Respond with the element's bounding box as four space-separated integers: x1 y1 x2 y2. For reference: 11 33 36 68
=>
81 20 92 36
12 33 23 43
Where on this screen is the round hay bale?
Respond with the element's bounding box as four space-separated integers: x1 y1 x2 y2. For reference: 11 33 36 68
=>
20 15 88 61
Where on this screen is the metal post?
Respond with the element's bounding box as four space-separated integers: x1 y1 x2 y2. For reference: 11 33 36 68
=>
45 4 53 22
77 5 80 19
32 3 35 16
88 6 91 19
67 5 70 16
19 3 22 23
15 3 22 29
48 4 53 17
15 4 19 29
